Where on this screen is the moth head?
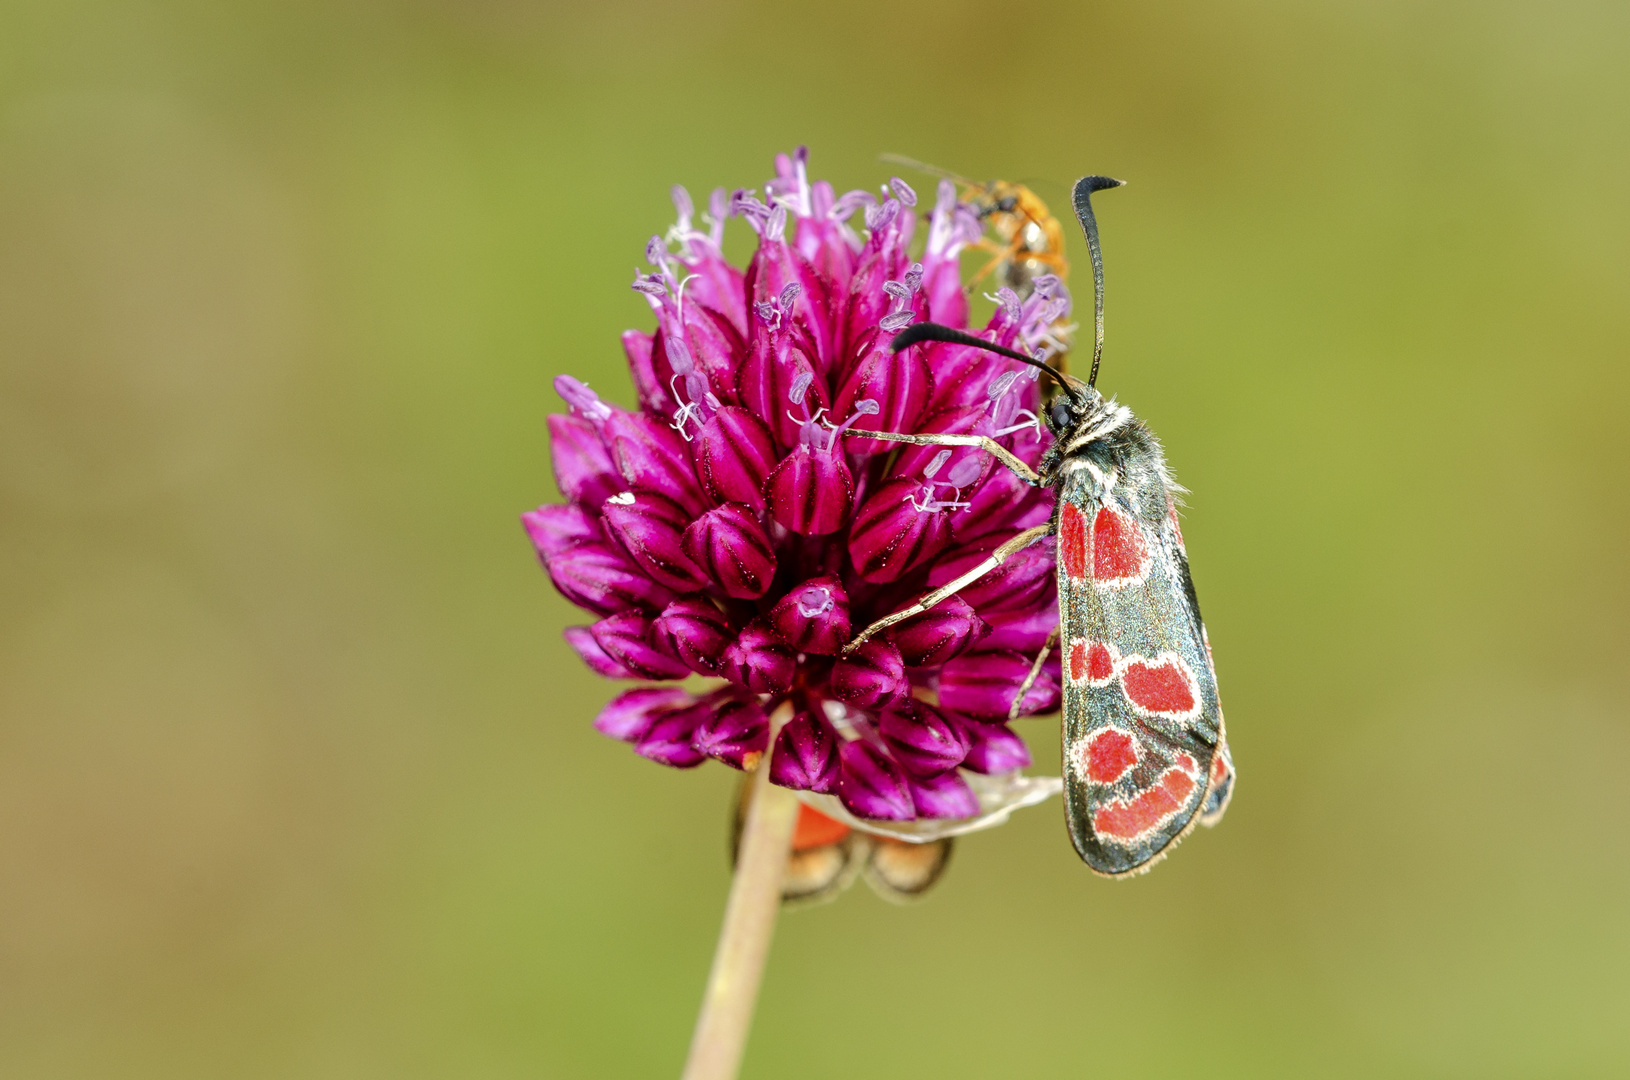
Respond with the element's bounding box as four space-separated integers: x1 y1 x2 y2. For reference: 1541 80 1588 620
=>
1045 376 1099 435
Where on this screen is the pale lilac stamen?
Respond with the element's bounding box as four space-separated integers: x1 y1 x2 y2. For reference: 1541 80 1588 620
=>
705 187 728 246
830 189 875 222
824 398 879 452
632 273 667 298
889 177 918 207
555 374 614 425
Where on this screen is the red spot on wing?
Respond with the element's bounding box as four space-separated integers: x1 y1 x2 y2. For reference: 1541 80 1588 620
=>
792 804 850 850
1092 760 1200 842
1083 728 1139 784
1121 655 1197 716
1209 752 1228 785
1060 503 1088 581
1068 640 1088 683
1091 506 1150 585
1086 641 1115 683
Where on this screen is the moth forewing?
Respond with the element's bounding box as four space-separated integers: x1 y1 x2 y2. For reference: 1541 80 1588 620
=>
1054 432 1223 877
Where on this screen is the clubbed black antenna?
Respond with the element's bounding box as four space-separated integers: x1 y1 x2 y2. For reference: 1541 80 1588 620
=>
890 322 1084 404
1071 176 1125 388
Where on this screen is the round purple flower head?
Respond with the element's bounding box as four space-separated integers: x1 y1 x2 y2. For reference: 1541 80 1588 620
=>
526 149 1074 824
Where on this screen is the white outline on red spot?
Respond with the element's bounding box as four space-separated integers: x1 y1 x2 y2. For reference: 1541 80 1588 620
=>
1117 650 1202 721
1091 751 1202 846
1089 504 1154 589
1064 637 1121 688
1075 724 1141 786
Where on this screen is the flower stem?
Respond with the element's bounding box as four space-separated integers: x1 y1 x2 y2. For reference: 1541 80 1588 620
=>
680 705 798 1080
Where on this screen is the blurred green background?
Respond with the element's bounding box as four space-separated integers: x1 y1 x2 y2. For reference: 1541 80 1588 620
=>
2 0 1627 1076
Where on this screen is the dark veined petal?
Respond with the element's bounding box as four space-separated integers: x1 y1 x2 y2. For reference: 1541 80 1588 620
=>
694 406 777 510
544 541 677 616
601 490 709 592
938 649 1042 720
522 504 599 562
594 686 696 743
563 625 638 679
548 414 622 507
829 638 907 710
680 503 777 599
957 717 1033 774
928 534 1055 617
589 611 693 681
879 698 970 777
650 597 734 676
888 595 989 667
634 698 712 768
906 769 980 819
848 477 955 584
765 445 853 536
693 697 771 770
769 711 840 793
832 343 932 455
722 619 795 696
603 411 707 514
837 739 915 821
768 575 851 655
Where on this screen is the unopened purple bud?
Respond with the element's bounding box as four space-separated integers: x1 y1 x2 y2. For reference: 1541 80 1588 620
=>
830 638 907 709
766 204 787 241
651 597 734 676
778 282 802 309
768 575 851 655
959 718 1033 773
554 374 615 424
837 740 915 820
634 699 710 768
680 503 778 599
848 477 955 584
601 490 709 592
722 619 795 696
883 280 912 301
563 625 638 679
545 542 677 616
879 698 970 776
694 406 776 510
766 447 854 536
645 235 666 265
879 310 916 332
889 177 918 207
709 187 729 221
603 412 707 513
632 274 667 297
906 769 980 819
930 539 1054 616
666 335 695 376
692 697 770 771
938 649 1042 720
590 611 692 681
770 711 840 793
521 504 597 562
594 686 694 743
547 414 622 508
889 594 989 667
672 185 694 222
976 602 1060 654
903 262 924 292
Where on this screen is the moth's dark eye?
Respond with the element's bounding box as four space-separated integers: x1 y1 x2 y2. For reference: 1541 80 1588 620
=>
1051 401 1074 430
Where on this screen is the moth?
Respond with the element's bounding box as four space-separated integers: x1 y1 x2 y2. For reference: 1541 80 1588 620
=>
846 176 1235 877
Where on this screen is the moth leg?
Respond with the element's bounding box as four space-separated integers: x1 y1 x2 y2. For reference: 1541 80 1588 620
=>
1008 625 1061 722
842 524 1052 654
845 430 1043 487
